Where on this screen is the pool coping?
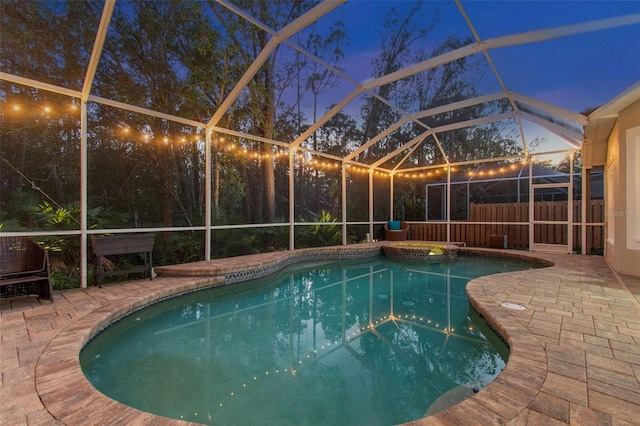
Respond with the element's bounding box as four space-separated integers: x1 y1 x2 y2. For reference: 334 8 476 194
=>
6 243 637 425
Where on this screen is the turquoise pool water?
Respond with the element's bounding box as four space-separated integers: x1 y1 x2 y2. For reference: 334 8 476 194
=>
81 255 536 425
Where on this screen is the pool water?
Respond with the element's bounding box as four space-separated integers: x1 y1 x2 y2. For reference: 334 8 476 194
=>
81 255 536 425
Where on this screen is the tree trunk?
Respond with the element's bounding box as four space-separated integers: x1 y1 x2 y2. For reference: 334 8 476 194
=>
263 148 276 222
160 171 173 239
261 29 276 223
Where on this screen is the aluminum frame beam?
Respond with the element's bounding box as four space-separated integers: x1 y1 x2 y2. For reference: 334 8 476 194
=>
206 0 345 129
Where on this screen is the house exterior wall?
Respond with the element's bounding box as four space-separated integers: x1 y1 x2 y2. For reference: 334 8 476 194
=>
604 99 640 277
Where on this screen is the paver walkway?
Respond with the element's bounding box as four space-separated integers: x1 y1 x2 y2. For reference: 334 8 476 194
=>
1 247 639 425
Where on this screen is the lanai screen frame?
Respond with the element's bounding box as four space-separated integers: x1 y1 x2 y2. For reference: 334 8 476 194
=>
2 0 634 287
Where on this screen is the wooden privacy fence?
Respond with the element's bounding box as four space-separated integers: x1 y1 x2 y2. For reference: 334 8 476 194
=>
407 200 604 253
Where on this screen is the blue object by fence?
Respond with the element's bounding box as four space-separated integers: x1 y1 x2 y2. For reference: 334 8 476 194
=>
388 221 401 231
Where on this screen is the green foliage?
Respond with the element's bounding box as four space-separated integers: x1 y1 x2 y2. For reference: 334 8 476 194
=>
394 179 427 221
556 152 582 174
38 236 81 288
154 233 206 266
0 196 131 288
50 271 82 291
34 202 76 227
32 201 128 231
211 225 289 259
297 210 342 248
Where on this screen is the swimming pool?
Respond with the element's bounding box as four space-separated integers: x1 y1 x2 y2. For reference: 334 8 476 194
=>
81 255 537 425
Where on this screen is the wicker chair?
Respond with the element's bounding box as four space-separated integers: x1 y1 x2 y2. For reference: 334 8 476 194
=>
384 221 409 241
0 237 54 302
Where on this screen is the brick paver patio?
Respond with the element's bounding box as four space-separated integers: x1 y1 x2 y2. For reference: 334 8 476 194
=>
1 246 638 425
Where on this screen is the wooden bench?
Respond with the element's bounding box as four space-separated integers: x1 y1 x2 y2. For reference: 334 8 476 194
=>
90 234 155 287
0 236 54 302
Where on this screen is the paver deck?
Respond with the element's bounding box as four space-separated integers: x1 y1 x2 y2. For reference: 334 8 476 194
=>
1 245 639 425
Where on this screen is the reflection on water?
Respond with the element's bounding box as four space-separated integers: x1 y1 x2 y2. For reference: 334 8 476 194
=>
81 255 535 425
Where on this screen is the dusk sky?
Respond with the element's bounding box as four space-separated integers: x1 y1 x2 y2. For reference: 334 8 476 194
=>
269 0 639 159
309 0 640 114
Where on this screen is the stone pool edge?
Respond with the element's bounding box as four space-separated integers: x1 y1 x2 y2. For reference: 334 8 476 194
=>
413 248 552 425
35 244 553 425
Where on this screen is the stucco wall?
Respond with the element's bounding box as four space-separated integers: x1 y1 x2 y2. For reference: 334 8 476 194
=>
604 99 640 277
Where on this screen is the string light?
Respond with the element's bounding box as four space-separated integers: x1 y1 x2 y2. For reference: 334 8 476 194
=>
6 101 533 177
208 309 464 416
6 100 85 115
